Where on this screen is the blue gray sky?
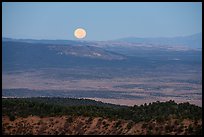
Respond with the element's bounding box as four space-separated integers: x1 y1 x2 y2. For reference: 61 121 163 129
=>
2 2 202 41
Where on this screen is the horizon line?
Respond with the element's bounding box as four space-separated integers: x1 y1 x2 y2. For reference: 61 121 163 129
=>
2 32 202 41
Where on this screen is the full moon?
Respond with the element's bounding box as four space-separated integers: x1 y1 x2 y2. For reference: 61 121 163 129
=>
74 28 86 39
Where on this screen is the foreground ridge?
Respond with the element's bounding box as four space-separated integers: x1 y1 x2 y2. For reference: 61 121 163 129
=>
2 97 202 135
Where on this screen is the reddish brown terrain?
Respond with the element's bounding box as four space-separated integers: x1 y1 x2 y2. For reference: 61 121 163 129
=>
2 115 202 135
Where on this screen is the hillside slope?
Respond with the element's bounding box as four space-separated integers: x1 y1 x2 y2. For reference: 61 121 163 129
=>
2 115 202 135
2 98 202 135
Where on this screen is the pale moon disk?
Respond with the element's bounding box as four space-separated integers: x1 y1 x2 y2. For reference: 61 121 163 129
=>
74 28 86 39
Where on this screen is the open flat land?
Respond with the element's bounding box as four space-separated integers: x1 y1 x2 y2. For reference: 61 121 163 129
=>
2 66 202 107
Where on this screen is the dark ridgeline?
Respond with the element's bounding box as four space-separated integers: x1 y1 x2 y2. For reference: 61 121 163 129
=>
2 97 202 122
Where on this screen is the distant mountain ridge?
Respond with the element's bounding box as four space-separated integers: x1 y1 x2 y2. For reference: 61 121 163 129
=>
116 32 202 49
2 36 202 72
2 37 87 45
3 32 202 50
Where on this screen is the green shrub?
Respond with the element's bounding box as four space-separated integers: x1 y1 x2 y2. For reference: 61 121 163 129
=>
127 122 134 129
115 120 122 128
8 114 15 121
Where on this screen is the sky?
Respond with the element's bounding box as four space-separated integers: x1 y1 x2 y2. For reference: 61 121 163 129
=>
2 2 202 41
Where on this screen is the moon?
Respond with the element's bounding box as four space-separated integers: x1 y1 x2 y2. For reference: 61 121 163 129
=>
74 28 86 39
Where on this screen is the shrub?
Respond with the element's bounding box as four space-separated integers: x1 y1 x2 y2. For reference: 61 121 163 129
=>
115 120 122 128
187 124 194 133
87 117 93 122
146 130 152 135
165 124 171 132
148 125 153 130
142 123 148 129
67 117 73 123
8 114 15 121
127 122 134 129
174 120 179 125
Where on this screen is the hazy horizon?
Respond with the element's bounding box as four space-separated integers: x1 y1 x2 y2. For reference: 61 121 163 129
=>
2 32 202 41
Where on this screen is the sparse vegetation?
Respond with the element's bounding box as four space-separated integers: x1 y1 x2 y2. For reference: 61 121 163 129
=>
2 98 202 135
115 120 122 128
8 114 16 121
126 122 134 129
